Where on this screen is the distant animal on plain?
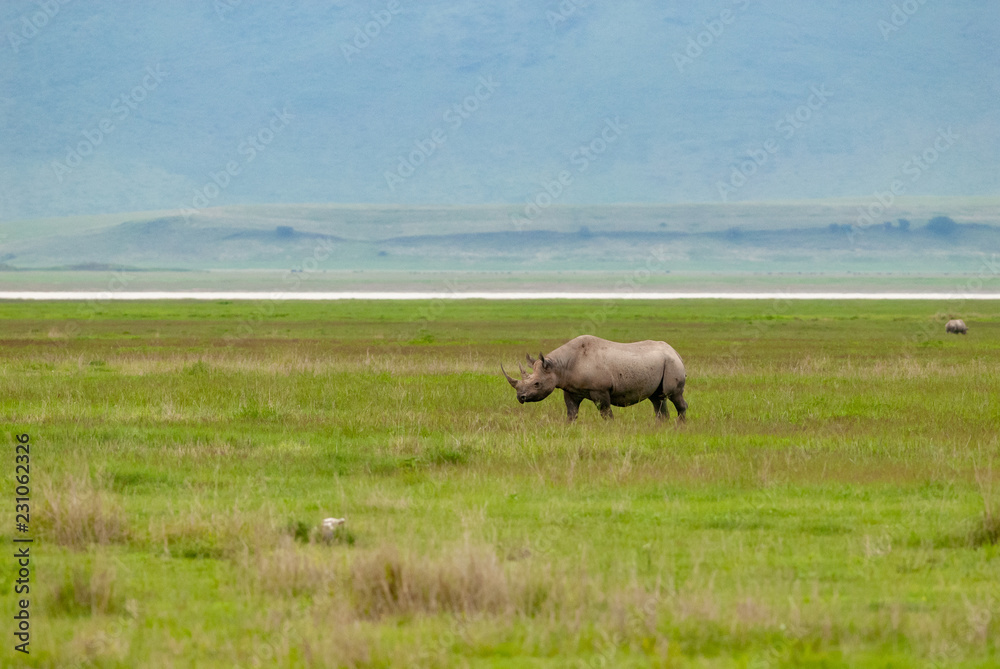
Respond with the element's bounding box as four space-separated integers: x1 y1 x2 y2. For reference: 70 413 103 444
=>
945 319 968 334
320 517 346 541
502 335 687 423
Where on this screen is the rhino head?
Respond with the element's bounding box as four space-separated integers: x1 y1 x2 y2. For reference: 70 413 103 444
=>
502 353 559 403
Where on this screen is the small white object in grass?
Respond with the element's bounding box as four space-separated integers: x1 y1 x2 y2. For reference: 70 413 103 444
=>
321 517 347 539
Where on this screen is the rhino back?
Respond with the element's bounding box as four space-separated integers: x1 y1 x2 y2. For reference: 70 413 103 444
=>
557 336 685 393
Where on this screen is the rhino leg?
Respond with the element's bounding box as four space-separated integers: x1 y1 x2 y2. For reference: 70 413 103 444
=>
591 390 614 420
669 389 687 424
563 390 583 423
650 393 669 421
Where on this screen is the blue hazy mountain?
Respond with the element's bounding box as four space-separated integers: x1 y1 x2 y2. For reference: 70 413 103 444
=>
1 0 997 222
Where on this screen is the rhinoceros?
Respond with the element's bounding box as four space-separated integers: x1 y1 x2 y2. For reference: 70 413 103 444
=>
502 335 687 423
945 319 968 334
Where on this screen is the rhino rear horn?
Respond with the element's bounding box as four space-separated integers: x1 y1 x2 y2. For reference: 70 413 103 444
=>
518 362 528 379
501 364 519 388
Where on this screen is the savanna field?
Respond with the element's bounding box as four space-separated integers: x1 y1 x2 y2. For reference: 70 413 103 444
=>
1 299 999 668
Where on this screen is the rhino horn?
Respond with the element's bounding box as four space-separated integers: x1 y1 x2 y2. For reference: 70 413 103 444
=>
518 361 528 379
501 364 519 388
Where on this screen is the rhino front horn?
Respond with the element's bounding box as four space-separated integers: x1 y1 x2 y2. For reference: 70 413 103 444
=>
501 364 519 388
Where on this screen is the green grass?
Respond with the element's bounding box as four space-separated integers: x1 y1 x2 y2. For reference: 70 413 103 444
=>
1 268 997 294
2 299 999 667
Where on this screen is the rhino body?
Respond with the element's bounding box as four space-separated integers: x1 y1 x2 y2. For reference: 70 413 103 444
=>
503 335 687 423
945 319 968 334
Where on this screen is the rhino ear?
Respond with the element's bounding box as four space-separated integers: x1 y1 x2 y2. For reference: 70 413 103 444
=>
526 353 536 365
539 352 551 369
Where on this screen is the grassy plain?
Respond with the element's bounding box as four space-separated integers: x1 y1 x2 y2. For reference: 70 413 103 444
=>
1 299 999 667
0 269 992 294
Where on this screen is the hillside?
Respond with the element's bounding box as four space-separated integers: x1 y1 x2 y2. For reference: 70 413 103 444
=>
1 1 998 221
1 200 997 274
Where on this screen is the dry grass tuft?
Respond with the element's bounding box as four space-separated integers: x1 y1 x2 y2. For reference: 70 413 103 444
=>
969 461 1000 548
235 601 374 668
298 632 373 669
36 473 130 548
351 543 514 618
47 557 127 617
968 507 1000 548
149 503 282 559
240 537 569 621
239 536 340 597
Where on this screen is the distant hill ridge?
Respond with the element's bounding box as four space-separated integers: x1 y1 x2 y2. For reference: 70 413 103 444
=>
1 202 996 273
